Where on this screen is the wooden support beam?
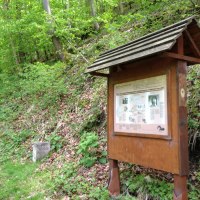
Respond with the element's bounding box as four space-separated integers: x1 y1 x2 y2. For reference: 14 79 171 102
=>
177 35 184 55
174 175 188 200
89 72 109 77
177 61 189 175
108 159 120 196
184 30 200 57
162 52 200 64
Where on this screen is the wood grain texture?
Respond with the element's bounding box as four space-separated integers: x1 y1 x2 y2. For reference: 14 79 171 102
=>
174 175 188 200
86 17 200 74
86 43 173 73
184 30 200 57
108 159 120 196
99 25 185 60
162 52 200 64
107 57 188 174
177 61 189 176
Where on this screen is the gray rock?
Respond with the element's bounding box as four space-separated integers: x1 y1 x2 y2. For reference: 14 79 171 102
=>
32 142 50 162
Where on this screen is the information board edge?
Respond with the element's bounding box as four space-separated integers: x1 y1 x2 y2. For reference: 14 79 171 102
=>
113 74 169 138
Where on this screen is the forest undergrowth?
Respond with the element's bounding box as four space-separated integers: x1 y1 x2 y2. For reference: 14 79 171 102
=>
0 0 200 199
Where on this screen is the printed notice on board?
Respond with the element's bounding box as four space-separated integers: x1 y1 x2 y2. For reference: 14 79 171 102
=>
114 75 168 135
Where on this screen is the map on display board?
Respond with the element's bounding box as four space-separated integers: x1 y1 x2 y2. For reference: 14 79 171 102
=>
114 75 168 135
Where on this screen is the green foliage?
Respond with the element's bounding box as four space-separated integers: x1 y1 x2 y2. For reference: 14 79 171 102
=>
121 170 173 199
0 0 197 73
88 187 109 200
0 0 200 199
47 132 63 152
0 62 67 123
77 131 99 167
188 183 200 200
0 160 52 200
53 162 109 199
145 178 173 200
126 175 172 200
53 162 78 193
120 168 200 199
187 66 200 150
0 130 33 162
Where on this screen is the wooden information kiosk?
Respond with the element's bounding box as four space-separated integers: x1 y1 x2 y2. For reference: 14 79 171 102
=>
86 17 200 200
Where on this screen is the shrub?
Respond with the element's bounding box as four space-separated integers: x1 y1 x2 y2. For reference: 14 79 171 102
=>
77 131 99 167
187 66 200 150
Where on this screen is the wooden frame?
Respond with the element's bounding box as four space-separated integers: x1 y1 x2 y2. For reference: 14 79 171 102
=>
107 56 188 175
87 19 200 198
112 73 170 140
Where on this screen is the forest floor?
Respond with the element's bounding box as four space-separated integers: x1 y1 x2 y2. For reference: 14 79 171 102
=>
0 16 200 200
0 161 51 199
0 154 200 199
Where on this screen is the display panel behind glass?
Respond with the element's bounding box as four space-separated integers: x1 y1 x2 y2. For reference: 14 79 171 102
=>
114 75 168 135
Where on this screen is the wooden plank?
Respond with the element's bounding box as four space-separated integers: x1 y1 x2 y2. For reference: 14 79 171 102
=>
174 175 188 200
99 26 185 59
108 159 120 196
107 58 181 174
96 29 184 62
86 43 173 73
163 52 200 64
89 72 109 77
177 35 184 55
93 37 176 66
184 30 200 57
175 32 189 176
177 61 189 176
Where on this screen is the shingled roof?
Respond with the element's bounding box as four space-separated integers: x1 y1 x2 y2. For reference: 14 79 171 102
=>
86 16 200 74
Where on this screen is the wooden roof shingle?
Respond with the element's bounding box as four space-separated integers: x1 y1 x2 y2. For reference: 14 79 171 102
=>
86 16 200 73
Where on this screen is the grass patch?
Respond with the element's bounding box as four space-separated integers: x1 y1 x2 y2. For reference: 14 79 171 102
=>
0 161 52 200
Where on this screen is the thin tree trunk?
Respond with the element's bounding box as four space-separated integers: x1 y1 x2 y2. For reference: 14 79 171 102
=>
88 0 100 31
119 1 124 14
10 39 19 65
3 0 10 10
44 49 49 61
4 0 20 65
43 0 65 61
36 50 40 61
65 0 70 9
99 0 105 13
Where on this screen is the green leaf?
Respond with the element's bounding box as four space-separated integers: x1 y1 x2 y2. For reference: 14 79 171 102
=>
98 157 107 164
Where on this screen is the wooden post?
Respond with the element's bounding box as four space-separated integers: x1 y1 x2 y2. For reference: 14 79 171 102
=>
177 36 189 174
174 175 188 200
108 159 120 196
174 36 188 200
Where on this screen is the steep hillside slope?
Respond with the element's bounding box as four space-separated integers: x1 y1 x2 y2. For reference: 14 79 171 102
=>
0 1 200 198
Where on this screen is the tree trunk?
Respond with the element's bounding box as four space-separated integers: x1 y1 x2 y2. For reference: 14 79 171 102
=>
43 0 51 15
3 0 10 10
99 0 105 13
3 0 20 65
43 0 65 61
65 0 70 9
88 0 100 31
10 39 19 65
119 1 124 14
